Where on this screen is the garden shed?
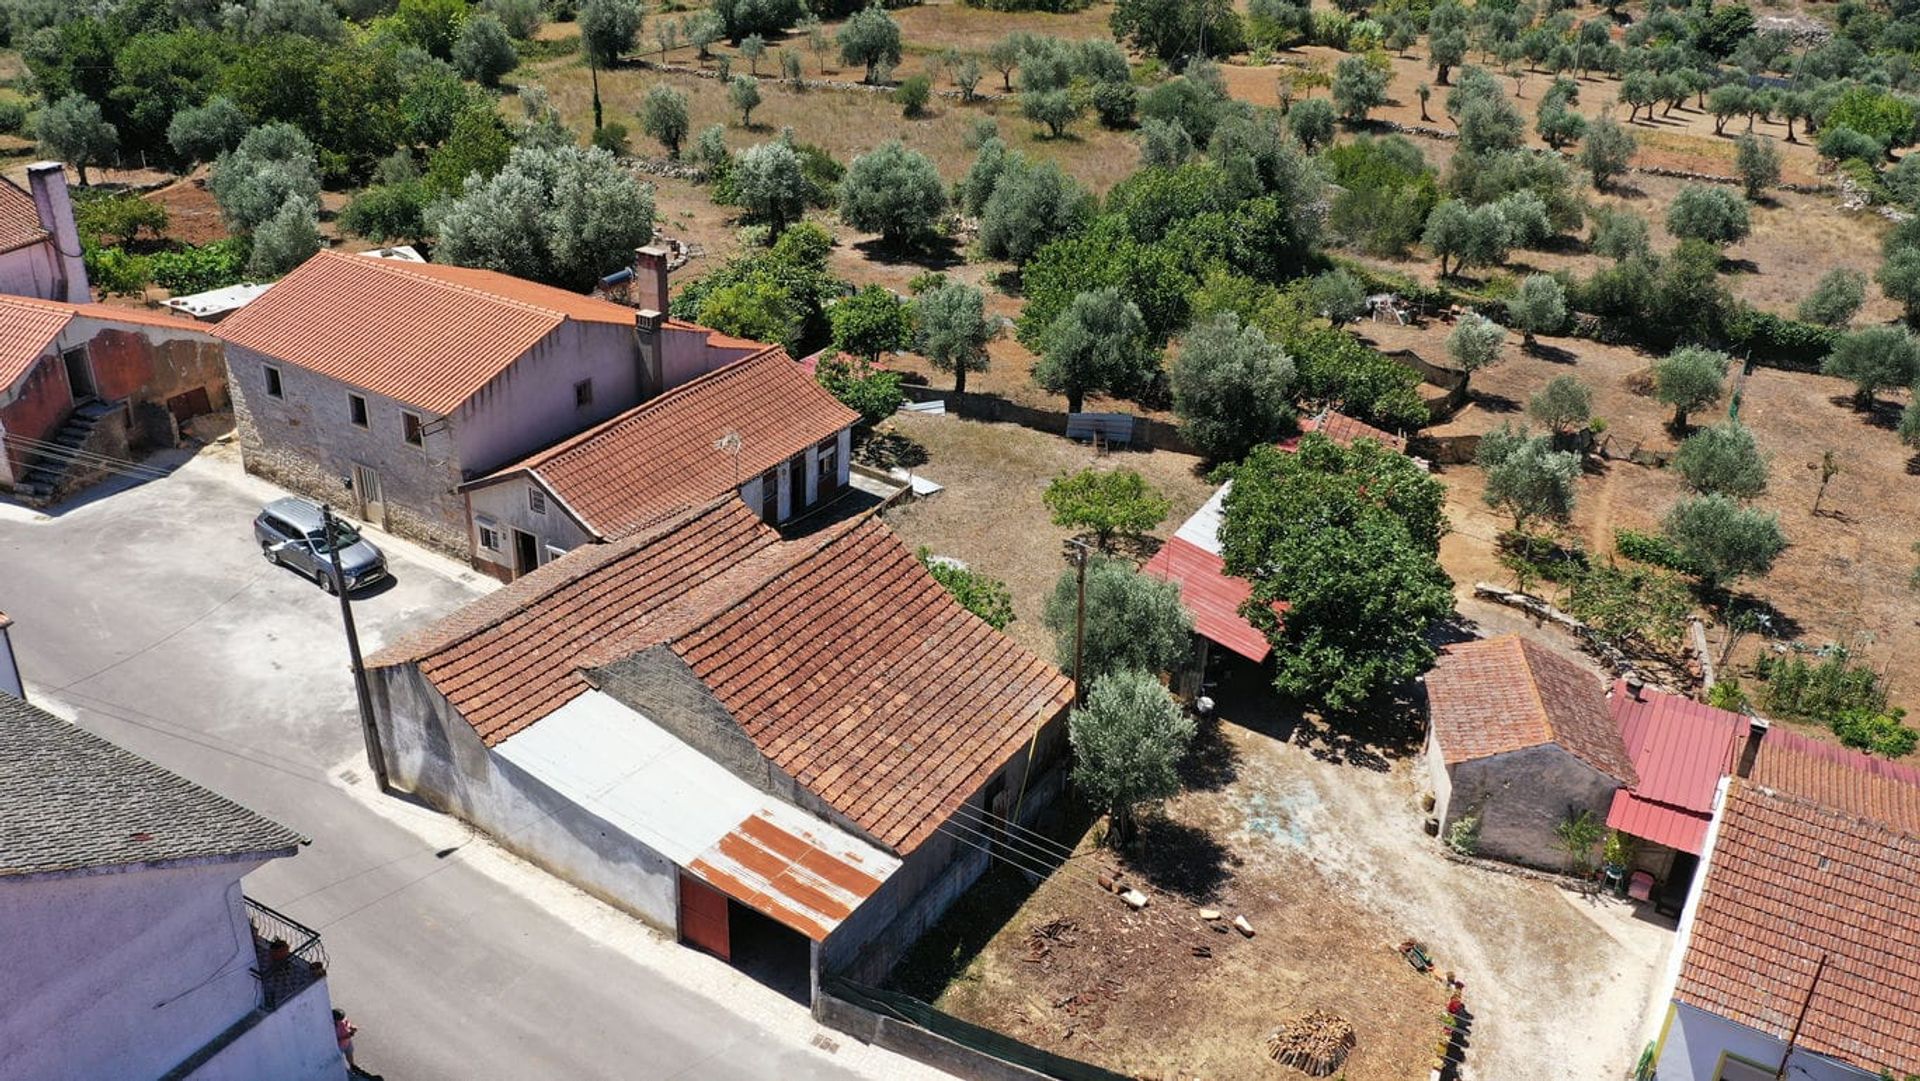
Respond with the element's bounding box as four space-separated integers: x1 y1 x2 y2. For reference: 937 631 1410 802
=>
1423 635 1637 869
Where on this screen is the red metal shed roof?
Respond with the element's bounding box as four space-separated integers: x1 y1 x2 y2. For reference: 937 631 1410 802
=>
687 808 892 942
1141 536 1276 663
1613 684 1744 811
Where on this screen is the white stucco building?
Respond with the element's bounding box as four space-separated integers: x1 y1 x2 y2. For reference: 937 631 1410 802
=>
0 693 345 1081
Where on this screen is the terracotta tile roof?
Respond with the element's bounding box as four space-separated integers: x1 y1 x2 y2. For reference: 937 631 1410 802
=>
214 251 640 415
367 499 781 744
0 179 48 256
1426 635 1637 784
469 348 857 539
1675 781 1920 1076
371 500 1073 854
1748 725 1920 836
0 295 76 391
1278 410 1408 454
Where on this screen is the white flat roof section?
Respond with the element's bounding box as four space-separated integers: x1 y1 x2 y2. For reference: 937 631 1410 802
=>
495 691 900 940
161 282 274 321
1174 480 1230 557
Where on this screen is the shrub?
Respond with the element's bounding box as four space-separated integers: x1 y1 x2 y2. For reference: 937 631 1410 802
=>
147 239 251 294
917 549 1016 629
83 245 150 295
454 14 520 87
1833 707 1917 758
895 74 931 118
1752 647 1889 725
1673 422 1769 500
1662 494 1787 588
75 193 168 248
1613 528 1702 575
1666 184 1750 247
1817 125 1883 164
1092 81 1137 129
1797 268 1868 327
590 121 630 155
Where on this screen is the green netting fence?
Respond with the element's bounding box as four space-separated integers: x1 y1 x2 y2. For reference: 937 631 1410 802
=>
822 977 1133 1081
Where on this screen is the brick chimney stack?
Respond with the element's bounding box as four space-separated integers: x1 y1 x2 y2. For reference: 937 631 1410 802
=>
634 244 670 317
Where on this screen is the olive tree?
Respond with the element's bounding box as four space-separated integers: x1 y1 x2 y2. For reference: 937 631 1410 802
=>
36 95 118 186
1797 267 1867 327
1527 375 1592 438
1331 55 1390 122
914 280 997 393
1822 324 1920 410
1477 424 1579 532
1034 288 1158 414
1733 133 1780 201
247 196 320 277
640 85 690 158
837 5 902 84
1445 313 1507 396
580 0 644 130
1662 494 1787 589
1877 246 1920 324
1577 116 1637 190
1674 422 1769 499
1288 97 1335 152
839 140 946 247
209 123 321 232
428 144 655 291
1067 668 1196 845
1666 184 1751 247
1044 557 1192 681
166 96 248 166
454 14 519 87
1170 311 1296 462
730 140 806 233
728 75 762 126
1654 346 1730 430
1506 273 1567 349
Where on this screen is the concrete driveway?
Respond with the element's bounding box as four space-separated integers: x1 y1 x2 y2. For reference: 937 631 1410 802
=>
0 444 949 1081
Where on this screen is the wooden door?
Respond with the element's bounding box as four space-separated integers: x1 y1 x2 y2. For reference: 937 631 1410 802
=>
351 464 385 528
678 872 730 961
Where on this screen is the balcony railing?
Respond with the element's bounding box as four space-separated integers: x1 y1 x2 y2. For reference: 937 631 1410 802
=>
245 897 328 1011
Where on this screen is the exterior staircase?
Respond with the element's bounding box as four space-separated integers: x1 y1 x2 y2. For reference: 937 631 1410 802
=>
11 399 122 503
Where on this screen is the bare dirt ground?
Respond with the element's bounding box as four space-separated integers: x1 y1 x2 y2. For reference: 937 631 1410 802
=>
919 665 1673 1081
878 411 1216 660
1360 316 1920 716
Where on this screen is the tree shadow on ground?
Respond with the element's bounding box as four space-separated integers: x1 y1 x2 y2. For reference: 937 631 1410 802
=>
1717 593 1804 643
1529 342 1580 364
1907 452 1920 476
1474 392 1522 413
1122 815 1235 902
1178 715 1241 794
850 235 966 272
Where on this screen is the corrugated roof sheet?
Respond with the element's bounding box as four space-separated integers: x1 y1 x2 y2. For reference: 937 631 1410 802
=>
1426 635 1637 784
689 807 895 942
1141 536 1274 663
0 178 47 255
0 693 304 878
1675 781 1920 1077
1605 787 1711 854
214 251 640 415
371 500 1073 854
471 348 856 539
1613 684 1744 812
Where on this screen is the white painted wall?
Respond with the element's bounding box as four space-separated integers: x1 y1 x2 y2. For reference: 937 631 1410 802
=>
1423 723 1454 830
1655 1003 1879 1081
658 326 759 392
0 243 64 302
464 477 595 575
192 978 346 1081
0 859 278 1081
455 320 647 477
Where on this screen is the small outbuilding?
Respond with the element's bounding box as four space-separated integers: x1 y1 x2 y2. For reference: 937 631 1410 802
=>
1423 634 1637 869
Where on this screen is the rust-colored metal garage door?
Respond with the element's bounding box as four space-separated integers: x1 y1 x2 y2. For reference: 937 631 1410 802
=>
678 871 730 961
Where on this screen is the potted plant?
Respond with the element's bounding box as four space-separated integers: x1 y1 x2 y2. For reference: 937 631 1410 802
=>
1603 831 1636 898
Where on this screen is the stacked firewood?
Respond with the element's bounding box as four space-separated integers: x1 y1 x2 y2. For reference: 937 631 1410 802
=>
1263 1011 1357 1077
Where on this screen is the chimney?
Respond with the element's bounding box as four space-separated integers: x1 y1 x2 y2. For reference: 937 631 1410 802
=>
1623 672 1645 700
634 244 670 317
1734 717 1769 779
26 162 90 303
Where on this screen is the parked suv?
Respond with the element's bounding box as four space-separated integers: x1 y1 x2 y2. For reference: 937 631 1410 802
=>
254 497 388 593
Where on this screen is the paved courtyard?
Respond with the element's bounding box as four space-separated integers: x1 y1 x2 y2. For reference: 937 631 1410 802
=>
0 443 950 1081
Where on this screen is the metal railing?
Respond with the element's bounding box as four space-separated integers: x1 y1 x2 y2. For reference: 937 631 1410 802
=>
245 898 327 1011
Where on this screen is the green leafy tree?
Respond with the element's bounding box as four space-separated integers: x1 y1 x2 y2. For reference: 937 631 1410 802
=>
1044 557 1192 678
1588 206 1650 262
425 103 513 195
640 85 691 159
1824 86 1916 155
730 140 806 233
1477 424 1579 532
396 0 469 58
1877 247 1920 325
838 140 946 248
1288 97 1335 152
482 0 544 39
976 157 1091 266
167 96 248 167
1674 422 1769 500
1308 268 1367 327
36 95 118 186
1111 0 1239 65
1577 116 1637 191
1506 273 1567 350
1035 287 1158 414
1654 346 1731 430
1822 324 1920 409
1331 54 1390 122
1662 494 1788 588
838 6 902 84
917 550 1015 630
829 284 913 362
728 75 763 126
1445 313 1507 396
915 281 996 393
1170 311 1296 463
1425 200 1511 277
1043 469 1171 551
340 182 430 244
429 144 655 291
1219 438 1453 712
454 15 519 87
1022 89 1085 139
247 196 320 278
1733 133 1780 201
814 352 903 426
1666 184 1751 247
1797 268 1867 327
580 0 644 130
1818 126 1883 164
209 123 321 232
74 194 168 248
1067 669 1196 844
1527 375 1592 438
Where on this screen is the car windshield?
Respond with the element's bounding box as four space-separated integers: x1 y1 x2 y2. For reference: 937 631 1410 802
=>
307 521 361 553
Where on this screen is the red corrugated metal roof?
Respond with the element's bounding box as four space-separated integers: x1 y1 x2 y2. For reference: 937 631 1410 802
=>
1605 788 1711 853
1612 684 1743 812
686 808 892 942
1141 536 1275 663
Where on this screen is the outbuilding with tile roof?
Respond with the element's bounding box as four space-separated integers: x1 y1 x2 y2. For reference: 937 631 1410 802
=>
364 499 1074 995
1423 634 1636 869
214 250 766 554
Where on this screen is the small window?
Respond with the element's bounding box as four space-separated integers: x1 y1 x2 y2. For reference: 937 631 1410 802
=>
348 394 369 428
574 379 594 408
263 365 283 399
528 486 546 515
402 411 424 447
477 522 502 551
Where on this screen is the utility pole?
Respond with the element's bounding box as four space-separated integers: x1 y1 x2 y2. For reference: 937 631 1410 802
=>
1773 952 1827 1081
322 504 389 794
1070 540 1090 705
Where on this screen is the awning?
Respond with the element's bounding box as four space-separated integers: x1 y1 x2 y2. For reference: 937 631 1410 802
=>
495 691 901 941
1606 788 1712 854
1142 536 1275 663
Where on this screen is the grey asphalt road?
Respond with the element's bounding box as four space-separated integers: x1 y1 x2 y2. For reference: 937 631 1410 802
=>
0 447 916 1081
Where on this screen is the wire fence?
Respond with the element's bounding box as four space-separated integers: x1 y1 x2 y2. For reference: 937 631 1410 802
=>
821 976 1131 1081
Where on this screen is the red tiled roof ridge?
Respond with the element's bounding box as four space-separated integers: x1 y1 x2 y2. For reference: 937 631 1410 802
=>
1743 778 1920 843
367 498 756 670
312 250 594 324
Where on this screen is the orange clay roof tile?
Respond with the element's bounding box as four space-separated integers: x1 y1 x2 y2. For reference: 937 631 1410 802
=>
1426 634 1637 784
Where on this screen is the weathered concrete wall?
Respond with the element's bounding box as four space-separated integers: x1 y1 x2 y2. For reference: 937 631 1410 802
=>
368 665 680 929
0 349 68 484
89 330 228 419
191 978 347 1081
455 320 648 477
0 240 64 302
1447 744 1620 870
1655 1003 1877 1081
464 477 595 577
1424 724 1455 830
814 995 1059 1081
0 859 270 1081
